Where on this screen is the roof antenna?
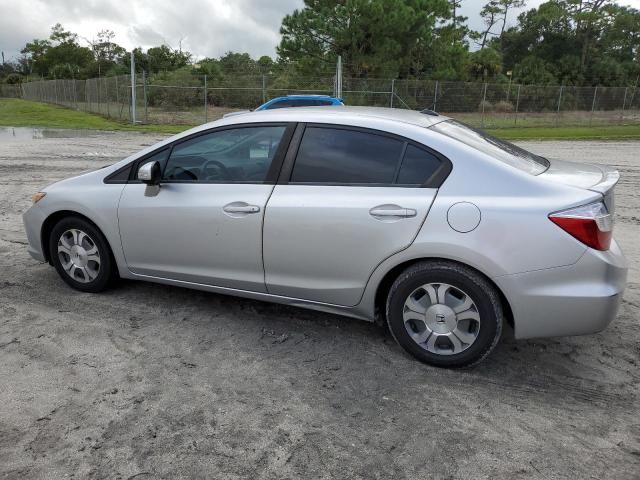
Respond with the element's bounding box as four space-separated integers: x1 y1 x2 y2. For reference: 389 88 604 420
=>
420 107 439 116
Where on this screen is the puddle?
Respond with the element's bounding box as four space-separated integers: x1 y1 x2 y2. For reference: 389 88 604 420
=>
0 126 113 141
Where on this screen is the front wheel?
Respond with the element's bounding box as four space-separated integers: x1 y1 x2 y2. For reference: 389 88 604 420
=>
386 261 503 368
49 216 116 293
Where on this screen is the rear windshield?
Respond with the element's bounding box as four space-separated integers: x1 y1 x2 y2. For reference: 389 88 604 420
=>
430 120 549 175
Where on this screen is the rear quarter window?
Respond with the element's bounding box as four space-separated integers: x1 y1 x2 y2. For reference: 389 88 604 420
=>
397 145 443 186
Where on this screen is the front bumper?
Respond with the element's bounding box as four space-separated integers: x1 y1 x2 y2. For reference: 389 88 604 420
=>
495 240 628 339
22 204 47 263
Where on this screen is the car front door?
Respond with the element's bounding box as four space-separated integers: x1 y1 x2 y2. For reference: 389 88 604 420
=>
118 123 293 292
263 124 450 306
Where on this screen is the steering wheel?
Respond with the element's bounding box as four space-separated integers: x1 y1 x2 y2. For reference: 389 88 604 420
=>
202 159 231 181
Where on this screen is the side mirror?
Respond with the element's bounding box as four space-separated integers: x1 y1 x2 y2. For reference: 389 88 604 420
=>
138 161 161 186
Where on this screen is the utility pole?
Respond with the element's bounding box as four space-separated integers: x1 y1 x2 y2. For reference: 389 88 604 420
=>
336 55 343 99
204 74 208 123
130 51 136 124
390 79 395 108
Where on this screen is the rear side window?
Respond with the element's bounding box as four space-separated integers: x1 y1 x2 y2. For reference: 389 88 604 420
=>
290 127 404 184
430 120 549 175
397 145 442 185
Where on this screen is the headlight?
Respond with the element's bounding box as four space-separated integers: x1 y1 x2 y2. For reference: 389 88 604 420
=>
32 192 46 204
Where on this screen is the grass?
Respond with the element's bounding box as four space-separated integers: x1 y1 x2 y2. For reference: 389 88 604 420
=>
2 98 640 140
486 124 640 140
0 98 189 134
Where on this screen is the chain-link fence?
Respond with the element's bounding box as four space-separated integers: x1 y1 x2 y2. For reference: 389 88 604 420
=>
7 73 640 128
0 84 21 98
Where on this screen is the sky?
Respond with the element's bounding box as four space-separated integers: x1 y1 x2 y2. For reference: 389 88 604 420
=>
1 0 640 64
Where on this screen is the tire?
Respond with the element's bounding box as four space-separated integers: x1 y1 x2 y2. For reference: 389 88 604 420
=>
386 260 503 368
49 216 116 293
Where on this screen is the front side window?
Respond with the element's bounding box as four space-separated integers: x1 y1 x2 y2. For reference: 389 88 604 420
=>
163 126 286 183
290 127 404 184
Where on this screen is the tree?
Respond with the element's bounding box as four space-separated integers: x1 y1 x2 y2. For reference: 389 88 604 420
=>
566 0 617 72
277 0 452 78
499 0 640 86
498 0 526 37
127 45 192 74
19 24 93 78
194 58 222 78
20 39 51 75
468 47 503 80
472 1 502 50
218 52 260 74
450 0 463 28
512 55 556 84
257 55 275 74
83 29 127 77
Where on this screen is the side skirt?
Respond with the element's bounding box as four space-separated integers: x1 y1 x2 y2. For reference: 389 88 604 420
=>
127 272 373 322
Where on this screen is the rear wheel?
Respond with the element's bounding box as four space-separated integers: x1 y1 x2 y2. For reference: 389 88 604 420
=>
49 216 116 293
386 261 503 368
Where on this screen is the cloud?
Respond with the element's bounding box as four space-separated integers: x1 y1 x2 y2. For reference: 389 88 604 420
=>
3 0 639 64
0 0 303 62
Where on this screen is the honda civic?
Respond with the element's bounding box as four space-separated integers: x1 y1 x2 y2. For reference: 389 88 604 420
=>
23 107 628 367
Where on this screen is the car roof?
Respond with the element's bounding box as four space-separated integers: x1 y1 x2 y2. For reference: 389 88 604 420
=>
219 106 449 128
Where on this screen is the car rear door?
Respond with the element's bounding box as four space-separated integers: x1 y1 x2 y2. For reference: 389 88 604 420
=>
263 124 450 306
117 123 293 292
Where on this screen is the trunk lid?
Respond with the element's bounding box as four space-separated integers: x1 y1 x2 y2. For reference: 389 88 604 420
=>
539 158 619 213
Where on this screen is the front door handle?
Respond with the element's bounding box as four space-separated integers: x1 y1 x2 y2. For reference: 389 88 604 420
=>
223 202 261 215
369 204 417 218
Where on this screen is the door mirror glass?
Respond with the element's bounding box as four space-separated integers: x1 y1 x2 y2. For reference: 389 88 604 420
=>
138 161 161 185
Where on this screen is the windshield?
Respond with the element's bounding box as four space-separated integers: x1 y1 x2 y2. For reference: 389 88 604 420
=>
430 120 549 175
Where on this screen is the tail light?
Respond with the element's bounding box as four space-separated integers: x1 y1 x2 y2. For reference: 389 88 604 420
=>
549 201 612 251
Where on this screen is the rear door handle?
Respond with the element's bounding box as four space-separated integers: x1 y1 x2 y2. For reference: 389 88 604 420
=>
369 205 417 218
223 202 261 215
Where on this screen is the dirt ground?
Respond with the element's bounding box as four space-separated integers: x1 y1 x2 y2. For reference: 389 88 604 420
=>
0 127 638 479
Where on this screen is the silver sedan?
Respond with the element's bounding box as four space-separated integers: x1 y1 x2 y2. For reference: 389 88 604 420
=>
22 107 628 367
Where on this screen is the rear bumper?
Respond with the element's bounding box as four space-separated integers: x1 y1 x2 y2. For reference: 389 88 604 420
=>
22 204 47 263
495 240 628 339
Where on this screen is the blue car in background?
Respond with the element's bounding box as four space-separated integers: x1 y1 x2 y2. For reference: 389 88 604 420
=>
256 95 344 110
223 95 344 118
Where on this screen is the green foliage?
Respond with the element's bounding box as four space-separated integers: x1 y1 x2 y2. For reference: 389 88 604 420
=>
130 45 191 74
277 0 453 78
3 1 640 89
513 56 557 84
502 0 640 86
146 67 203 108
20 24 94 79
5 73 23 85
468 48 503 80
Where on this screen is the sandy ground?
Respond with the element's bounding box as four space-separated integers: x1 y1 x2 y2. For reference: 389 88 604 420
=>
0 127 638 479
